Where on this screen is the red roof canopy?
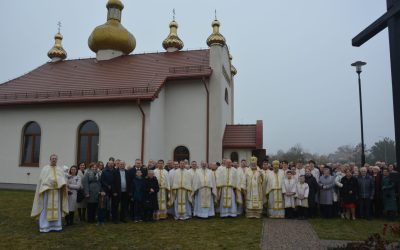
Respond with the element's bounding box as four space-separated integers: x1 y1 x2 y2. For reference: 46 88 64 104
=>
223 120 263 149
0 49 211 106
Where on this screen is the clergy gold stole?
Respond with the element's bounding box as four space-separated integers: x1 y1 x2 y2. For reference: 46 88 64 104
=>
158 188 167 210
46 189 61 221
270 189 283 210
221 186 234 208
155 169 168 210
198 170 212 208
247 171 263 209
199 187 212 208
177 189 188 214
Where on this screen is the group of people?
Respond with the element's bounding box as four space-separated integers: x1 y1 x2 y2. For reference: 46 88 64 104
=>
31 154 399 233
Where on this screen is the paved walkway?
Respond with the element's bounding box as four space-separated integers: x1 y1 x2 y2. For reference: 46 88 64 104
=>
261 219 322 250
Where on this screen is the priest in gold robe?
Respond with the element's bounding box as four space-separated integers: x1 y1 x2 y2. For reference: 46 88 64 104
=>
31 154 69 232
168 161 193 220
154 160 170 220
192 161 217 218
241 157 264 218
265 160 285 218
216 159 242 217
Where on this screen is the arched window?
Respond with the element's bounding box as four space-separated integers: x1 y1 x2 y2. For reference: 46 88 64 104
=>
230 151 239 162
21 122 41 166
174 146 190 162
78 121 99 165
225 88 229 104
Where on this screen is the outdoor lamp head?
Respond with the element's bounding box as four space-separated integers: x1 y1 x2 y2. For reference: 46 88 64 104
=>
351 61 367 74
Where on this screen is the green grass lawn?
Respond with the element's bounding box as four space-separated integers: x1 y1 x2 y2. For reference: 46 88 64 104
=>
0 189 262 250
309 218 399 241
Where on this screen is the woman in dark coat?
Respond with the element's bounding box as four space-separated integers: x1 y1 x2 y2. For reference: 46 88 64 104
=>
340 168 358 220
371 166 382 217
132 170 146 222
305 168 319 218
144 170 160 221
381 168 398 221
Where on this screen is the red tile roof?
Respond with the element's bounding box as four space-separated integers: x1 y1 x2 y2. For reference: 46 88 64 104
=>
0 49 211 105
223 120 263 149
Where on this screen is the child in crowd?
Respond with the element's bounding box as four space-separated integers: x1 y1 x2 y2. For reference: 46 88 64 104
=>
295 175 309 219
98 191 106 225
282 170 297 219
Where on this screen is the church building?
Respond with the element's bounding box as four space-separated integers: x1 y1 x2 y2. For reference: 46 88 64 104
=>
0 0 265 186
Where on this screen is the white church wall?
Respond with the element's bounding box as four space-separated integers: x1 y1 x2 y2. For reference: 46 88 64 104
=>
209 45 233 162
164 79 207 162
0 103 142 185
223 148 254 163
146 88 165 161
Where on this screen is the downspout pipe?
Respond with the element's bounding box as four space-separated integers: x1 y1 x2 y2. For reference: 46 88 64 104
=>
202 78 210 163
137 99 145 162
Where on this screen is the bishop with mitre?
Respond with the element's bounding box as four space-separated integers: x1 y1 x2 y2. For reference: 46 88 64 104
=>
241 156 264 218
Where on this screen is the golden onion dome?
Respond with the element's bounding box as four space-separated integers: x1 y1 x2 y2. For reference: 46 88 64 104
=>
47 32 67 61
106 0 124 9
88 0 136 55
162 20 184 51
206 18 226 47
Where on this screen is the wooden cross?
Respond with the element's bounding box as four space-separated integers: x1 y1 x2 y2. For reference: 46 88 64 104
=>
352 0 400 165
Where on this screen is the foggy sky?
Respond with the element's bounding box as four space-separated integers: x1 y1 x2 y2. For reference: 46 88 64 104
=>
0 0 395 155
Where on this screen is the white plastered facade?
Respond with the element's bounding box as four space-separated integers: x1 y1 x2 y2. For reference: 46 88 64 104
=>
0 45 237 185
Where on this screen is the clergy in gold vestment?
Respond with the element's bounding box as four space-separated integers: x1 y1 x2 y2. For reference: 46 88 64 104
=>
154 160 170 220
216 159 242 217
31 154 68 232
192 161 217 218
237 160 248 215
168 161 193 220
265 160 285 218
241 157 264 218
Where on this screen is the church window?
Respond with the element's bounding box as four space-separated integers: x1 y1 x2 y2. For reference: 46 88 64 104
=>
78 120 99 165
174 146 190 162
225 88 229 104
21 122 41 166
230 151 239 162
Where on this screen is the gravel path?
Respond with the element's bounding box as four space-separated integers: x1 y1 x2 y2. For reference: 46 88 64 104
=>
261 219 322 250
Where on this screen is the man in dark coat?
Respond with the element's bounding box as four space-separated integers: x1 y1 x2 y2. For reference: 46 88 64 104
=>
127 159 148 219
164 160 173 172
357 167 375 220
144 170 160 221
111 161 130 223
100 160 115 221
305 168 319 218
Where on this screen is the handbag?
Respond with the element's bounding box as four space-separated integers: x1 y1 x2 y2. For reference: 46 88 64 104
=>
77 188 85 202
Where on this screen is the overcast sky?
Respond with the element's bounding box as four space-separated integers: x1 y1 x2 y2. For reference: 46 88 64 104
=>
0 0 394 155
